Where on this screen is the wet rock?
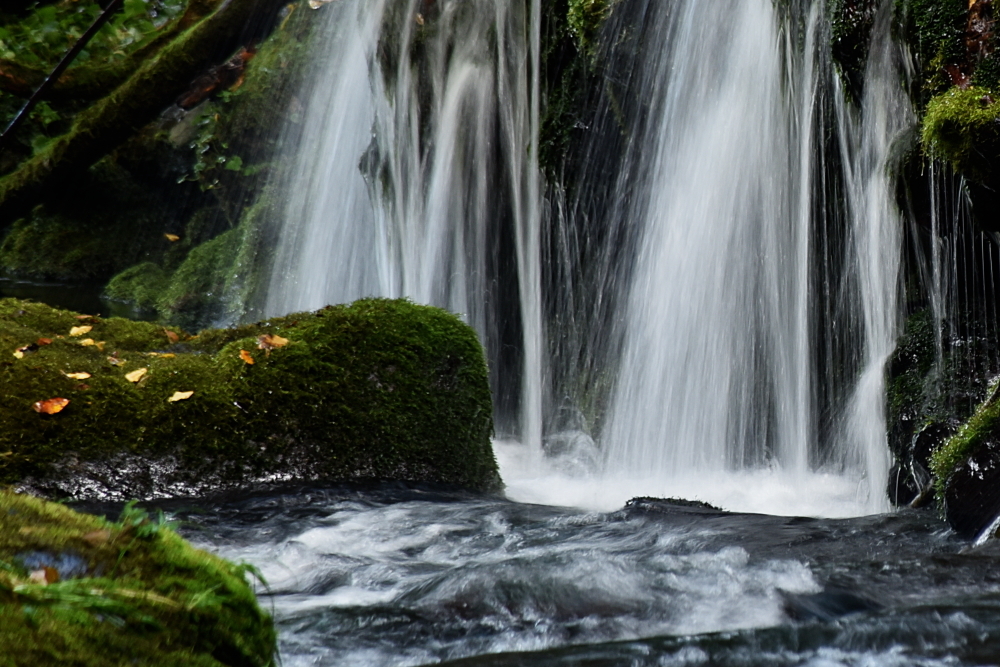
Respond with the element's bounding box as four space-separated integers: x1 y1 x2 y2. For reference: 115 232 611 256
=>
0 297 501 500
944 436 1000 537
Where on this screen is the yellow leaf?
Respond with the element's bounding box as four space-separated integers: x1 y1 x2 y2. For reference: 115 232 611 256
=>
168 390 194 402
107 356 124 366
95 341 105 351
12 350 23 359
239 349 255 365
159 353 176 359
63 372 91 380
164 233 180 242
79 338 96 347
69 325 92 337
125 368 147 383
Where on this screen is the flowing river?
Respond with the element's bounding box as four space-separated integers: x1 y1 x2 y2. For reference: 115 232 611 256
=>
160 451 1000 667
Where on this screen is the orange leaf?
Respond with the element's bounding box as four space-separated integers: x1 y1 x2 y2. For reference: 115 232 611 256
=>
239 349 255 365
36 338 52 346
33 397 69 414
168 390 194 402
164 329 179 344
125 368 147 383
257 334 289 352
74 314 95 320
164 233 180 242
63 371 91 380
69 325 92 337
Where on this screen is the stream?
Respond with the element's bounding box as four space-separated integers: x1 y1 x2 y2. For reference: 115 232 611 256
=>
165 446 1000 667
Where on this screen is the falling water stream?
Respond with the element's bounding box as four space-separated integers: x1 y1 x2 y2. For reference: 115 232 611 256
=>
174 0 1000 664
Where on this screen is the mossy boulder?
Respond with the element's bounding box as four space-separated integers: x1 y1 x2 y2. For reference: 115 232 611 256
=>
0 297 501 500
931 382 1000 536
0 489 275 666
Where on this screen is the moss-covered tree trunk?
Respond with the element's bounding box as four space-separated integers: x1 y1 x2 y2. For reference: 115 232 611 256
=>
0 0 285 222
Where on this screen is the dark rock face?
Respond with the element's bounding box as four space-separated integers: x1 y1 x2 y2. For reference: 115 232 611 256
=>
944 435 1000 537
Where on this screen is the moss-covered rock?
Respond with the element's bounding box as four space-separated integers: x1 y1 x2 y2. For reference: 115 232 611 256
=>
0 297 501 500
0 489 275 666
930 381 1000 536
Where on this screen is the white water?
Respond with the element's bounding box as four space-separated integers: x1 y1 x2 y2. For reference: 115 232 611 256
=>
262 0 912 517
266 0 544 446
596 0 906 515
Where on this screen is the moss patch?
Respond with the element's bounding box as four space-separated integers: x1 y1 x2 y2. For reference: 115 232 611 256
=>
921 85 1000 179
0 489 275 666
930 379 1000 495
0 297 500 499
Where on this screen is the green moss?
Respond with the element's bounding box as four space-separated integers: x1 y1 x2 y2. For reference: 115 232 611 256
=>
0 489 275 666
930 379 1000 494
104 263 171 313
921 86 1000 180
567 0 613 59
155 228 240 329
0 297 501 499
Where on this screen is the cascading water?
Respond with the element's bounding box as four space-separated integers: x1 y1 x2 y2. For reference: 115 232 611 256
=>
261 0 912 516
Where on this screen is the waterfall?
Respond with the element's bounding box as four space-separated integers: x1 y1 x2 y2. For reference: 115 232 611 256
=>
261 0 913 515
264 0 543 443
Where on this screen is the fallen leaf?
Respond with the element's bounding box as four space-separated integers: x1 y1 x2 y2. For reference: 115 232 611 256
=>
164 329 179 344
164 233 180 242
95 341 105 351
81 529 111 546
257 334 289 354
33 397 69 414
415 12 424 25
125 368 147 383
239 349 255 365
168 390 194 402
107 356 124 366
79 338 96 347
28 569 48 585
159 353 176 359
36 338 52 346
69 325 92 336
74 314 95 320
63 371 91 380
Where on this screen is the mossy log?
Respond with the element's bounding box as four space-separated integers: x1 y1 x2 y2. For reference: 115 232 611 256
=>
0 0 284 222
0 297 501 500
0 489 275 666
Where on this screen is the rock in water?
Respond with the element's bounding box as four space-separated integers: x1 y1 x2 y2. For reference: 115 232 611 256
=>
0 297 501 500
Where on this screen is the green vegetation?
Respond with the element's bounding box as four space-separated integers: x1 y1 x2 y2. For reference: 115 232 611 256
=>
0 0 187 71
0 489 275 666
0 297 501 499
921 86 1000 179
567 0 613 59
829 0 876 101
894 0 967 95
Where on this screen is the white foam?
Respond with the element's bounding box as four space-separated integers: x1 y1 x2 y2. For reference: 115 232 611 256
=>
495 440 877 518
